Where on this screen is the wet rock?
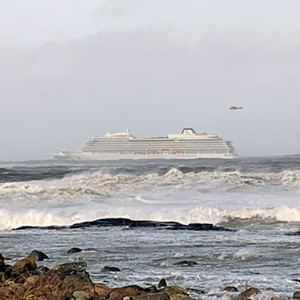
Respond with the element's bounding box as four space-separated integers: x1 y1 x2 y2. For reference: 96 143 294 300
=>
169 294 192 300
68 247 83 254
27 249 49 261
223 286 238 292
165 286 189 297
173 260 198 267
73 290 102 300
24 274 40 290
110 285 147 297
144 285 159 293
12 257 37 274
94 283 112 297
0 261 5 272
158 278 167 289
0 280 25 299
0 253 6 263
37 265 50 273
13 225 68 230
186 287 205 295
36 262 93 299
51 261 87 275
102 266 121 272
234 287 260 299
46 218 234 232
70 218 132 229
293 291 300 299
131 292 170 300
108 292 123 300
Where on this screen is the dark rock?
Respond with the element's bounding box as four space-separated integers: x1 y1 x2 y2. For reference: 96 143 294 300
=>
223 286 238 292
68 247 83 254
286 231 300 236
0 261 5 272
0 253 6 263
12 218 234 232
129 220 183 229
158 278 167 289
13 225 68 230
70 218 132 229
27 249 49 261
102 266 121 272
173 260 198 267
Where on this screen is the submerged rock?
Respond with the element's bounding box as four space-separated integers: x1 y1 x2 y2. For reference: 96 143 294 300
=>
13 217 234 232
173 260 198 267
101 266 121 272
223 286 238 292
67 247 83 254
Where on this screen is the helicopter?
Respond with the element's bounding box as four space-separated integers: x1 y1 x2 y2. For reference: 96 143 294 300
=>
229 106 243 110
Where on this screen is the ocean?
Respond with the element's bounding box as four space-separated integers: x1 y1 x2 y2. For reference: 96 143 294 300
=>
1 156 300 299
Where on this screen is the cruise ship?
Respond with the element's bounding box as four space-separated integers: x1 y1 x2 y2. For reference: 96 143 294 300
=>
55 128 238 160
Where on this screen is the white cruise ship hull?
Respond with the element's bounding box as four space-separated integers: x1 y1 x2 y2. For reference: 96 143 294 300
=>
55 151 237 160
55 128 238 161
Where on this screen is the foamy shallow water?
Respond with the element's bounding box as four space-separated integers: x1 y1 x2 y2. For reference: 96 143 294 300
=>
1 225 300 299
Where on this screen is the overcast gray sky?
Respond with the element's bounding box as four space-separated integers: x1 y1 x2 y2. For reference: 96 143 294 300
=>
1 0 300 160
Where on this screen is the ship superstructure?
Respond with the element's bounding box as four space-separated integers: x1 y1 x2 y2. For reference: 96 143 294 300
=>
55 128 238 160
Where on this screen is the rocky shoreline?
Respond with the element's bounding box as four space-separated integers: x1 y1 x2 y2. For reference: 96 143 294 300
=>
1 249 300 300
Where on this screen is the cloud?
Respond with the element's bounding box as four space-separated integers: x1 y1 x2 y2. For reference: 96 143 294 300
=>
0 26 300 160
97 0 145 17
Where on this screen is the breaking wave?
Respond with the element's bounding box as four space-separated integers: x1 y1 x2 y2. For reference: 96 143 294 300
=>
1 168 300 201
1 204 300 231
1 157 300 230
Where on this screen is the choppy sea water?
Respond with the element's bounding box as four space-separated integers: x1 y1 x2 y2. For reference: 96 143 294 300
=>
1 156 300 299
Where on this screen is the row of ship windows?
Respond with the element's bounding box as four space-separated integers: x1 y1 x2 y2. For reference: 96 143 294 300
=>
85 144 226 148
88 141 223 145
83 150 227 154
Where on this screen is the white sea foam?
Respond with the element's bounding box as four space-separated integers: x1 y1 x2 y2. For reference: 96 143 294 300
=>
233 248 258 260
1 202 300 231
